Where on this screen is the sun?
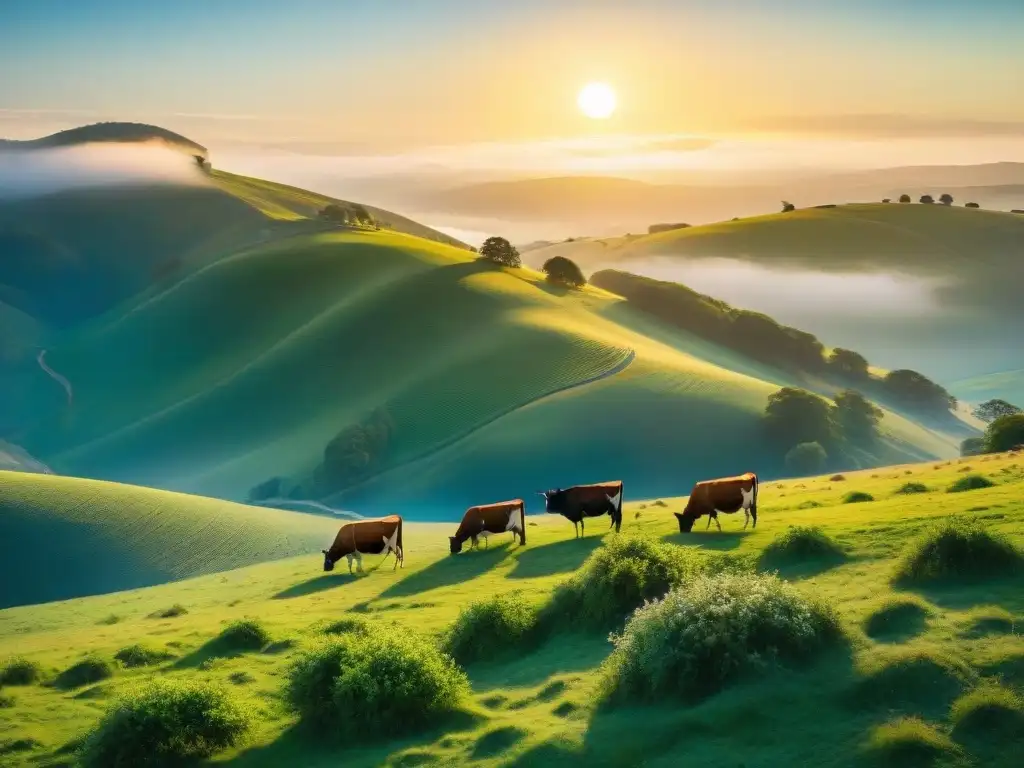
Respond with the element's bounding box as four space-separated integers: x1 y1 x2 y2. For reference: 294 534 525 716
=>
577 82 616 119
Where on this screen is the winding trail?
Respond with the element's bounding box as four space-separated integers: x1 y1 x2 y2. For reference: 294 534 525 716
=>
37 350 73 407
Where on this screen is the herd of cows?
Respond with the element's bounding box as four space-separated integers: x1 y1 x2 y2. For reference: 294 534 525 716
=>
321 473 760 574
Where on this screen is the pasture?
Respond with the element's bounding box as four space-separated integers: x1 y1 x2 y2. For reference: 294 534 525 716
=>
1 454 1022 766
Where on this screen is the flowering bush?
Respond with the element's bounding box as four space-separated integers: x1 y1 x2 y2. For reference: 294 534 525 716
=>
600 572 842 702
443 593 539 664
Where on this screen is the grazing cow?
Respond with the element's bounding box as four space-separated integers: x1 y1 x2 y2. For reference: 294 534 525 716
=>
539 481 623 537
322 515 404 573
674 472 758 533
449 499 526 554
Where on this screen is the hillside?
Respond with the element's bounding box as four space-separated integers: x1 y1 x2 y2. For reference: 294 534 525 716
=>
0 121 208 158
1 455 1021 766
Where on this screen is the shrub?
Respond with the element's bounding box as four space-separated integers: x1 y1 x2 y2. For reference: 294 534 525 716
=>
80 679 251 767
0 657 41 686
829 474 847 482
951 682 1024 748
150 604 187 619
960 437 985 456
215 619 271 652
443 593 539 664
760 526 846 566
542 255 586 288
785 441 828 475
985 413 1024 453
114 644 173 668
600 573 842 702
947 474 995 493
843 491 874 503
863 717 958 765
287 628 468 739
895 482 929 495
54 657 114 690
322 617 370 636
0 693 15 708
893 517 1023 584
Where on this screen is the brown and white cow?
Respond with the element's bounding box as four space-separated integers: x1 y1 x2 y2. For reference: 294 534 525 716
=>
322 515 404 573
450 499 526 554
674 473 758 533
540 481 623 538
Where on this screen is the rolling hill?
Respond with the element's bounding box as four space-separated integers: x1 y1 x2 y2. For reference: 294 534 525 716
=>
0 121 208 158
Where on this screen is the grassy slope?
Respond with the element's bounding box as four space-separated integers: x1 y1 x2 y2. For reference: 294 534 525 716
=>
949 370 1024 409
1 454 1021 767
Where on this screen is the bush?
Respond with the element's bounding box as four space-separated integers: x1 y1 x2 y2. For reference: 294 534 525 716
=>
600 573 842 702
444 594 538 664
0 693 13 708
0 657 41 686
893 517 1023 584
895 482 929 495
114 644 173 668
54 657 114 690
863 717 958 766
149 604 187 619
785 441 828 475
760 526 846 565
215 619 271 652
951 682 1024 749
287 628 468 738
985 413 1024 453
947 474 995 493
80 679 251 767
539 536 711 632
843 491 874 503
322 617 370 636
829 474 847 482
542 255 586 288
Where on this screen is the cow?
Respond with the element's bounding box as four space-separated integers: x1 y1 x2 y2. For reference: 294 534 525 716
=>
322 515 404 573
674 472 758 533
449 499 526 554
539 481 623 538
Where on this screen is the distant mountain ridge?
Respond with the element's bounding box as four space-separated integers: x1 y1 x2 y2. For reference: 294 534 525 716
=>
0 121 208 158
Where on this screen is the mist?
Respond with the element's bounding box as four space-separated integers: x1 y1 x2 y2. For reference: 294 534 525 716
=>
0 143 210 201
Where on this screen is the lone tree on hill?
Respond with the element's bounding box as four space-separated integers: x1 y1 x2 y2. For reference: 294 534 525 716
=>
939 193 954 206
984 413 1024 453
920 194 935 204
479 236 521 267
319 203 374 227
832 389 883 443
965 201 980 208
973 399 1021 423
882 198 891 203
542 256 586 289
899 194 912 203
827 348 870 381
781 201 796 213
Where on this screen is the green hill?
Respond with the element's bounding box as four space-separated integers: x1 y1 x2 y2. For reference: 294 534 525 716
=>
1 456 1021 766
0 121 208 157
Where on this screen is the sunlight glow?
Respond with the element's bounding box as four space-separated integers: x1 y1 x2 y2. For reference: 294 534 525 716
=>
577 82 616 119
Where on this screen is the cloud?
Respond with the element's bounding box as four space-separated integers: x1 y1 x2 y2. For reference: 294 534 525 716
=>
0 143 210 201
749 113 1024 138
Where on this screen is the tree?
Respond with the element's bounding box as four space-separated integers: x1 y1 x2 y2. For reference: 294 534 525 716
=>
960 437 985 457
939 193 954 206
542 256 586 288
965 202 980 209
350 203 373 226
899 194 911 203
973 399 1022 423
920 195 935 204
785 442 828 475
832 390 883 443
479 236 521 267
318 203 351 225
827 348 870 381
781 201 796 213
882 198 891 203
882 369 955 414
763 387 834 449
984 413 1024 453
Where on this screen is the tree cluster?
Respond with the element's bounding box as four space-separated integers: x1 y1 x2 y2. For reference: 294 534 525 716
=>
972 399 1021 423
318 203 375 228
880 369 956 414
311 408 395 495
962 411 1024 456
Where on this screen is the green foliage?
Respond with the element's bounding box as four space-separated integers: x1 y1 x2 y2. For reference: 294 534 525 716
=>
960 437 986 457
0 693 14 708
479 236 521 267
114 644 173 668
0 657 41 686
784 441 828 475
216 619 271 652
54 656 114 690
939 193 954 206
286 628 468 739
832 389 883 443
150 604 188 619
947 474 995 492
899 194 911 203
827 348 870 381
322 617 370 636
863 717 958 766
920 195 935 204
542 256 586 288
760 526 846 565
965 201 980 208
443 593 539 665
600 573 842 702
764 388 834 449
308 408 395 496
895 482 929 495
318 203 374 227
882 369 955 415
984 413 1024 453
80 679 251 767
950 682 1024 751
893 517 1023 583
843 491 875 503
973 399 1021 424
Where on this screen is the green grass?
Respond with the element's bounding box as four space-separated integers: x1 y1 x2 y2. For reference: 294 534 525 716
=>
893 516 1024 584
2 455 1021 767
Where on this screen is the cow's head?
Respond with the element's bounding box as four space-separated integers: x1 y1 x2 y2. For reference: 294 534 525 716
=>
449 536 463 555
538 489 567 513
673 512 697 533
321 549 335 572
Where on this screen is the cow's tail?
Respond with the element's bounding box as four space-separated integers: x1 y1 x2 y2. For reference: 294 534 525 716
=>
396 517 405 565
519 501 527 545
751 473 759 528
612 483 623 533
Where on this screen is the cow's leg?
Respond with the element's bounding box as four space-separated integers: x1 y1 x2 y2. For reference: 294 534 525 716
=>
744 509 750 529
346 553 355 574
580 518 585 537
355 551 364 573
706 514 713 530
573 521 579 538
470 535 478 550
393 546 401 570
751 500 757 529
715 515 722 532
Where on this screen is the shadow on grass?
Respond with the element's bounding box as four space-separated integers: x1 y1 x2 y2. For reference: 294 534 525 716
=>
758 552 851 580
902 574 1024 614
470 633 610 692
662 530 750 551
273 573 361 600
378 545 511 600
508 537 602 579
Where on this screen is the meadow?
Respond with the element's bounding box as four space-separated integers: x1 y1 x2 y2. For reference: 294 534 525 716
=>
1 453 1022 767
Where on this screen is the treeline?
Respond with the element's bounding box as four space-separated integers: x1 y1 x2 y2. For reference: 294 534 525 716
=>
961 399 1023 456
591 270 955 416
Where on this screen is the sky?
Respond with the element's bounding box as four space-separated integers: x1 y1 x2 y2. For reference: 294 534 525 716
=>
3 0 1024 173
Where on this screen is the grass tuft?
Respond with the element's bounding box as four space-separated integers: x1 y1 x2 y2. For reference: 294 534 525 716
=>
443 593 539 665
0 657 41 686
893 517 1023 584
950 682 1024 754
863 717 958 766
829 474 846 481
759 526 846 566
600 572 842 702
895 482 929 495
852 649 974 715
114 644 173 668
80 679 251 767
53 657 114 690
286 627 468 739
149 604 188 619
322 617 370 636
947 474 996 493
843 491 875 504
0 693 14 708
215 619 272 652
863 597 932 642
